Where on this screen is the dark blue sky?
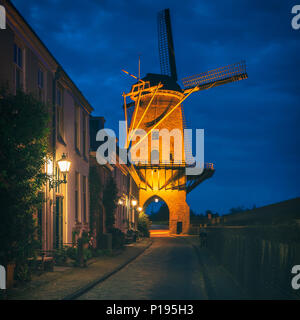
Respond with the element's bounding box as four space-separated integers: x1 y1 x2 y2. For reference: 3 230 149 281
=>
13 0 300 214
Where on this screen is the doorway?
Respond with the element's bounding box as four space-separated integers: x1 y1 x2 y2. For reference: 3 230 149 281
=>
176 222 182 234
54 196 63 249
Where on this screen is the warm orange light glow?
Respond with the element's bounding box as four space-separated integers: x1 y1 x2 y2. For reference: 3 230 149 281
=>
150 229 170 237
57 153 71 174
131 85 199 153
138 206 142 212
131 199 137 206
128 82 161 142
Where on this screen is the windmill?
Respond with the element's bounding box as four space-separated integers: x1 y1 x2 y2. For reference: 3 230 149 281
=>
122 8 247 234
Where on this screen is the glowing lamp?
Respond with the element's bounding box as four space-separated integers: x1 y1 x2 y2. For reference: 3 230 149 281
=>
154 198 159 203
48 153 71 189
138 207 142 212
131 199 137 207
57 153 71 174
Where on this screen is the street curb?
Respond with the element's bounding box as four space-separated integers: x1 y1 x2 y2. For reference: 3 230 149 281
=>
62 240 153 300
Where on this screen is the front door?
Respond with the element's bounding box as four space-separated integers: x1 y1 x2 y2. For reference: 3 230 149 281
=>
177 221 182 234
54 196 63 249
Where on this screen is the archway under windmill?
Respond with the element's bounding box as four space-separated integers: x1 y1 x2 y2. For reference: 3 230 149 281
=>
140 190 190 235
143 195 170 237
144 195 169 226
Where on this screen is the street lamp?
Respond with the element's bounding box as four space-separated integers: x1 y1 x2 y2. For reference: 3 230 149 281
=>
131 199 137 207
57 153 71 176
48 153 71 188
138 206 142 212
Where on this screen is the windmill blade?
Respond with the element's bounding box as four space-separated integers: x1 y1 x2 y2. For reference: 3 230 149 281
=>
157 8 177 81
181 61 247 91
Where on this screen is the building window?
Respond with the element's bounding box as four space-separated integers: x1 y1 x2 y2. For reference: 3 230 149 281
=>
82 112 87 158
38 68 45 101
14 43 23 90
56 86 64 140
82 175 87 223
38 68 43 88
75 105 80 152
75 172 79 221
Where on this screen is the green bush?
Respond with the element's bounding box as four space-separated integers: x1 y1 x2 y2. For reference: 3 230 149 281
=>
111 228 125 249
66 247 77 260
15 263 31 282
138 212 151 237
53 246 68 265
83 248 92 261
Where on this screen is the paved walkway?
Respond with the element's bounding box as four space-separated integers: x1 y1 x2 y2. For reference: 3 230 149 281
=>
6 239 152 300
5 236 249 300
78 237 248 300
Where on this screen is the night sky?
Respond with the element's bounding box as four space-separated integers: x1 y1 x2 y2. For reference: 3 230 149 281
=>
12 0 300 214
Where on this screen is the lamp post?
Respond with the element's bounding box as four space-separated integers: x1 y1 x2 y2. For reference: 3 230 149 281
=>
131 199 137 207
48 153 71 188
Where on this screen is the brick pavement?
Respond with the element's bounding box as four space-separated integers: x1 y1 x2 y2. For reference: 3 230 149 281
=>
5 238 152 300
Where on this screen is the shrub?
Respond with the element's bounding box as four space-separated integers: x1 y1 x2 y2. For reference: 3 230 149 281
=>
15 263 31 282
53 247 68 265
83 248 92 261
103 177 118 232
138 212 151 237
66 247 77 260
111 228 125 249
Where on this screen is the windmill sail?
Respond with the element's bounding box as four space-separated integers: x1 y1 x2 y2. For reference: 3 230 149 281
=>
182 61 247 90
157 9 177 81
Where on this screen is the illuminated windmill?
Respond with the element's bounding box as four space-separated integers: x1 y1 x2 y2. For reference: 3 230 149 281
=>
122 9 247 234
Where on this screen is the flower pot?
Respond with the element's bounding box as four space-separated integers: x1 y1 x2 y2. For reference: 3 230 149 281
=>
6 263 16 289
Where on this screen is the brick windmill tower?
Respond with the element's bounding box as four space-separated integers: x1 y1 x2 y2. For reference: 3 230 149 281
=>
122 9 247 234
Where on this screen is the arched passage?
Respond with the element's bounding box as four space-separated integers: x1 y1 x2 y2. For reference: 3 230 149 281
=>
143 195 169 228
139 189 190 234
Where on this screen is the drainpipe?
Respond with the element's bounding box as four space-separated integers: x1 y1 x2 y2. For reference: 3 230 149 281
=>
52 66 61 249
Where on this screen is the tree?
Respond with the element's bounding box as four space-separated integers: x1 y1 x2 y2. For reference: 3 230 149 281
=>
229 206 247 214
102 176 118 232
89 166 102 237
138 212 151 237
0 89 50 266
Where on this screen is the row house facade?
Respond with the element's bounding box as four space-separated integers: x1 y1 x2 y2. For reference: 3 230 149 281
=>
113 157 139 232
0 0 93 250
89 117 140 245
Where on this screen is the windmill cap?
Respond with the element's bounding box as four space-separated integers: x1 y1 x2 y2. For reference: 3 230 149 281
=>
142 73 182 92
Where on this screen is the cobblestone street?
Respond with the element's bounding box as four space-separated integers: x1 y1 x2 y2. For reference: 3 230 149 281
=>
78 237 246 300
